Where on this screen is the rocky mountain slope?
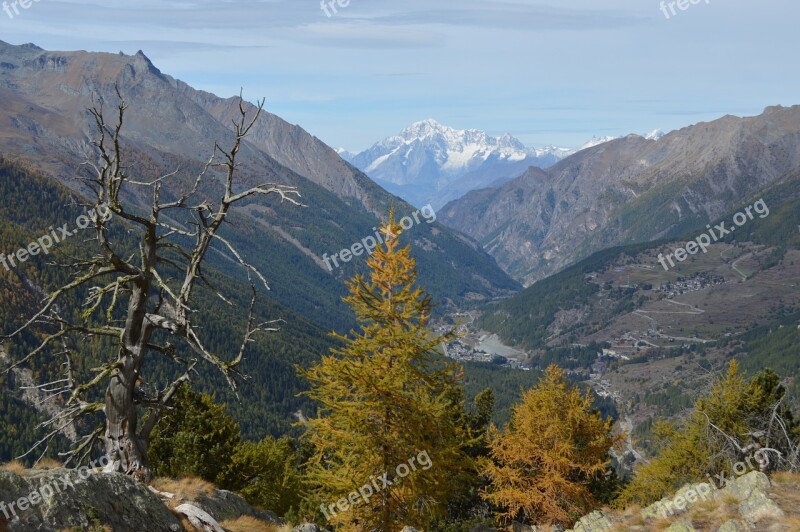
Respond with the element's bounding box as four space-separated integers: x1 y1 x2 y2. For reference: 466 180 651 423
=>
439 106 800 285
0 41 519 440
0 40 518 320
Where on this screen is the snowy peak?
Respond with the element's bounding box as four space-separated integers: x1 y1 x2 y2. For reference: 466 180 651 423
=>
578 135 620 151
398 118 451 140
334 147 355 162
394 119 524 157
570 129 666 153
346 119 572 208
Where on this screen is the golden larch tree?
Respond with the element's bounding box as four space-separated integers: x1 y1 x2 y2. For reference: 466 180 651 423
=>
300 214 474 531
481 364 617 527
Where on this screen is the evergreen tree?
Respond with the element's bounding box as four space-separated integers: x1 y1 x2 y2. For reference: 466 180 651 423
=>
481 364 617 527
149 387 305 517
148 387 241 483
300 215 474 531
619 361 799 506
217 435 305 517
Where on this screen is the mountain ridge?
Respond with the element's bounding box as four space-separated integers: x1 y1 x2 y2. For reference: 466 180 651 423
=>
439 105 800 285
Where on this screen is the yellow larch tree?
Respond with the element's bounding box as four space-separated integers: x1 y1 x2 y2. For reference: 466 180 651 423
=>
300 214 475 531
481 364 617 527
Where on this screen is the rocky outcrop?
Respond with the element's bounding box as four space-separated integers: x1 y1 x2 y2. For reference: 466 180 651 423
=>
0 467 280 532
565 471 789 531
0 468 182 531
190 489 281 525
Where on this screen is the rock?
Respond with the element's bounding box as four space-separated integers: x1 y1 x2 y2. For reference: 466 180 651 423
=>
571 510 613 531
719 471 771 500
193 488 281 524
292 524 324 532
0 468 182 531
717 520 749 531
641 482 715 521
175 503 224 532
738 490 784 523
718 472 784 523
401 528 419 532
666 522 696 532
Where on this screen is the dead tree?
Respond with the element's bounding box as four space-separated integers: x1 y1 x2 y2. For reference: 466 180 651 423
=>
2 88 300 481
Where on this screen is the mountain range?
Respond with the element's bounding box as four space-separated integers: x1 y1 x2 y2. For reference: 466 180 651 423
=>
439 106 800 285
339 119 569 208
341 120 666 209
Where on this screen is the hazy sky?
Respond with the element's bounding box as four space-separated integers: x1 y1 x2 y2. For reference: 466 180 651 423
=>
1 0 797 152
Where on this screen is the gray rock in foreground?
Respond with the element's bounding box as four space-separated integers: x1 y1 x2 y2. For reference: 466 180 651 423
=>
0 467 282 531
0 468 182 531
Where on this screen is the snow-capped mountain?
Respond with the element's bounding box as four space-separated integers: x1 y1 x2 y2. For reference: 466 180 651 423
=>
576 135 620 151
347 119 570 208
335 147 355 161
342 120 668 208
569 129 665 152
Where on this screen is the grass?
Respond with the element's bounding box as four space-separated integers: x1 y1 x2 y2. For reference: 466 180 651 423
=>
150 476 216 502
0 461 27 475
33 457 63 470
219 516 290 532
768 471 800 529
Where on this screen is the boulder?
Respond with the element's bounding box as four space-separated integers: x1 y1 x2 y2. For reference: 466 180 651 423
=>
0 468 182 531
570 510 613 531
292 524 330 532
716 520 749 532
737 489 784 523
175 503 224 532
192 488 281 524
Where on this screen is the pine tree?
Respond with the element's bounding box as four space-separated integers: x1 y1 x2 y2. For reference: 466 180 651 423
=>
481 364 617 527
300 215 473 531
618 361 799 506
148 387 241 483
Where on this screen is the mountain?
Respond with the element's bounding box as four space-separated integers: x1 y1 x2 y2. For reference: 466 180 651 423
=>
335 147 356 161
0 41 519 438
644 128 666 141
0 41 517 305
346 119 571 208
476 179 800 429
576 135 620 150
439 106 800 285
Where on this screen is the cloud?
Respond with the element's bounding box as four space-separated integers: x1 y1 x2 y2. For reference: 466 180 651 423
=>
362 1 645 31
297 22 445 49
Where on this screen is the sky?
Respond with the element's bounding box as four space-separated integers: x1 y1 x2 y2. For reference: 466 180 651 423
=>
0 0 797 152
